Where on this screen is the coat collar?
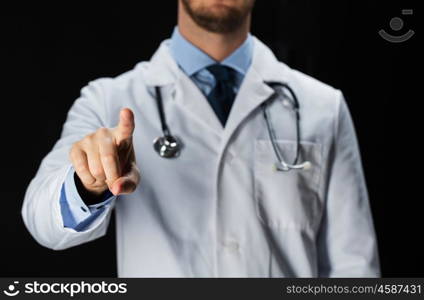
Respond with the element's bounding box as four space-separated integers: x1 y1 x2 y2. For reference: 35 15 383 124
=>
141 37 290 87
138 37 292 139
137 39 180 87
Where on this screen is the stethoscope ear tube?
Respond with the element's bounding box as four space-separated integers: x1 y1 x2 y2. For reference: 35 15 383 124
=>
263 82 311 172
273 161 312 172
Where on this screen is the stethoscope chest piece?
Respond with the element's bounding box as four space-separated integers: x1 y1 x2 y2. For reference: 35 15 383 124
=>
153 135 181 158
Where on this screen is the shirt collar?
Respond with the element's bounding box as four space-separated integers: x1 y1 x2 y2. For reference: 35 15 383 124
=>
169 26 253 77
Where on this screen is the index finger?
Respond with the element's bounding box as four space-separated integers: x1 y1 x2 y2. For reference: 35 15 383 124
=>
115 108 135 143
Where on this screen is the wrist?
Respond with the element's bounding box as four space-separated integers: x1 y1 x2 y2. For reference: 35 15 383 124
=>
73 172 110 205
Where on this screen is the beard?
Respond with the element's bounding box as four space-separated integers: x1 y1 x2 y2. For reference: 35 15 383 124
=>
181 0 255 33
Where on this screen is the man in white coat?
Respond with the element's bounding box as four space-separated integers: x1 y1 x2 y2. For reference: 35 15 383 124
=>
22 0 380 277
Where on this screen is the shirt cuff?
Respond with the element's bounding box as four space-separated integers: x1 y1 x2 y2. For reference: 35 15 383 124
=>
60 166 115 231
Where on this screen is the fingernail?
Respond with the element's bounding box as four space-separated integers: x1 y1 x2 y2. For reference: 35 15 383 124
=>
112 186 119 195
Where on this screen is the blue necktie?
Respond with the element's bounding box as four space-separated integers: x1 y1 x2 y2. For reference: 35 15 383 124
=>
206 64 237 126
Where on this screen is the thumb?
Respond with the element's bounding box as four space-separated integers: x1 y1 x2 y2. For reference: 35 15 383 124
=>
115 108 135 142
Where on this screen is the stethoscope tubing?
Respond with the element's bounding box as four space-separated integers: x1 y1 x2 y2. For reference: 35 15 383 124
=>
153 82 311 171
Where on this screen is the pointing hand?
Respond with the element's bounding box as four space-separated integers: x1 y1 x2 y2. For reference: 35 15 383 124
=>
69 108 140 196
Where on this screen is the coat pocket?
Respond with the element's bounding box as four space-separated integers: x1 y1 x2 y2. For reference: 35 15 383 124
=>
254 139 323 231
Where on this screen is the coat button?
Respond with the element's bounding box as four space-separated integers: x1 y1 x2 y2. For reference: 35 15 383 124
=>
226 151 235 164
223 240 239 252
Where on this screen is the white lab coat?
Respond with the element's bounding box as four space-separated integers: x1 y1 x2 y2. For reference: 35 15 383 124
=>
22 37 380 277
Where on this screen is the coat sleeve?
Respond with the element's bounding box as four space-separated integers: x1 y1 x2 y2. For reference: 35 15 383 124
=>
316 91 380 277
21 78 116 250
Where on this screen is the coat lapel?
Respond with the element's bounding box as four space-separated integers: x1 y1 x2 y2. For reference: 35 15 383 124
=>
174 73 224 136
142 40 224 137
222 37 292 145
142 37 294 143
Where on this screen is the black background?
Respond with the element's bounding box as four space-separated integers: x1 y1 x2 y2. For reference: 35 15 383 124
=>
1 0 419 277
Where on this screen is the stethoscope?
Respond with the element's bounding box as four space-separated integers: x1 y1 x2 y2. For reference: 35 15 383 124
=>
261 82 311 171
152 82 311 172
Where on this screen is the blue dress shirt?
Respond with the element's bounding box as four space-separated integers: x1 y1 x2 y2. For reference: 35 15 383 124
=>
60 27 253 231
169 27 253 95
